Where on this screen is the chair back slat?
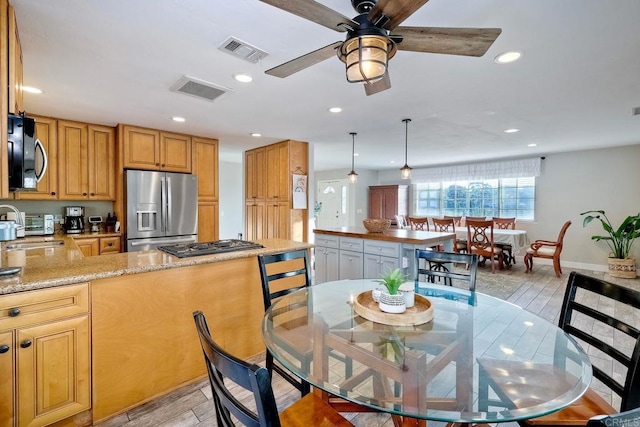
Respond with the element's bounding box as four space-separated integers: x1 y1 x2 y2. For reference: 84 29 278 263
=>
560 272 640 411
193 311 281 427
415 249 479 291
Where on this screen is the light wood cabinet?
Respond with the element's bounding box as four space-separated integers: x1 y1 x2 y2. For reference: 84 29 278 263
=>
99 236 121 254
0 283 91 427
369 185 409 223
192 137 219 241
245 140 308 241
0 0 15 198
14 116 58 200
58 120 116 200
8 4 22 115
75 237 99 257
75 236 121 256
121 125 191 173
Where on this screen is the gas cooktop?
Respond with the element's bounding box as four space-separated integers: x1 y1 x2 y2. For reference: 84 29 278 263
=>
158 239 264 258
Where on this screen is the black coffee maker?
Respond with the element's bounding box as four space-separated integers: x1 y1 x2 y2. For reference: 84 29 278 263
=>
64 206 85 234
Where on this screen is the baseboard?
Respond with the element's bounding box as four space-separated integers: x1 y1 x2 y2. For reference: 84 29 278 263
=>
515 256 637 277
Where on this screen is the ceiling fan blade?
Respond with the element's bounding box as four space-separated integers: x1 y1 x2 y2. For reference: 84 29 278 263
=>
265 41 343 78
394 27 502 57
260 0 357 32
364 73 391 96
367 0 430 31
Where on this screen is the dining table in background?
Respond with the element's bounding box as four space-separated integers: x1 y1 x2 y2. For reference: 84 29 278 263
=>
262 279 591 427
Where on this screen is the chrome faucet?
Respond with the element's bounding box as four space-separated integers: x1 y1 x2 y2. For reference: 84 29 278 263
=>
0 204 25 236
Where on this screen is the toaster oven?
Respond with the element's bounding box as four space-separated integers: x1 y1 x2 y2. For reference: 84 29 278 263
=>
24 214 55 236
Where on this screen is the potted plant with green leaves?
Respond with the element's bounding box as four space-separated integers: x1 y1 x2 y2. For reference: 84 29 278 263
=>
580 210 640 278
376 268 408 313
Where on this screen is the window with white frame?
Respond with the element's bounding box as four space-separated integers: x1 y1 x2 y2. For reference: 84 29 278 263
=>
410 158 539 220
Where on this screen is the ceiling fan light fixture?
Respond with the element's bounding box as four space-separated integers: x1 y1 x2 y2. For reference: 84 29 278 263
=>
348 132 358 184
339 35 394 83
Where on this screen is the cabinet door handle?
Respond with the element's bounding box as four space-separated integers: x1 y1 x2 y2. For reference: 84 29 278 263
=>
51 192 56 195
20 340 32 349
8 307 20 317
90 192 95 196
82 192 87 196
0 344 9 354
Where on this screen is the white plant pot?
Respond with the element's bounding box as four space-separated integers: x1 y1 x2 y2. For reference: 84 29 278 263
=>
378 291 406 314
398 283 415 308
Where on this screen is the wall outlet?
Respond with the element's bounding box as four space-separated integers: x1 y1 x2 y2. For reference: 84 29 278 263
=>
402 257 409 268
356 208 362 214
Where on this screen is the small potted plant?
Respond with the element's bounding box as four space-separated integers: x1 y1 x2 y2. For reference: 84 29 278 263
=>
581 210 640 278
376 268 408 313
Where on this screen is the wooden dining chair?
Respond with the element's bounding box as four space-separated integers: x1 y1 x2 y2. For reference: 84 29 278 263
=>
193 311 354 427
464 216 486 223
406 216 429 231
493 217 517 265
394 214 408 229
478 272 640 426
466 219 504 273
415 249 478 290
432 218 467 253
524 220 572 278
444 216 467 253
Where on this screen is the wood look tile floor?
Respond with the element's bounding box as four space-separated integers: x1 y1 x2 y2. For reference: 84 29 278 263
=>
96 263 640 426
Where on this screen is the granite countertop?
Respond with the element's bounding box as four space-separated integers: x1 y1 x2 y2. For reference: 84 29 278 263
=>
0 236 313 295
314 226 455 244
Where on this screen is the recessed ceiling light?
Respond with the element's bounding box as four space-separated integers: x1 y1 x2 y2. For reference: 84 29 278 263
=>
504 128 520 133
329 107 342 113
494 51 522 64
353 153 359 157
234 74 253 83
22 86 42 94
250 133 262 137
528 143 537 147
389 160 396 164
172 116 186 122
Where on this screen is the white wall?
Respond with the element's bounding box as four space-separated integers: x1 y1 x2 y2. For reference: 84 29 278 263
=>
218 160 244 239
315 144 640 270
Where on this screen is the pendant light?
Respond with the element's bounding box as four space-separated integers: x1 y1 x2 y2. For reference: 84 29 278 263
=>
400 118 412 180
347 132 358 184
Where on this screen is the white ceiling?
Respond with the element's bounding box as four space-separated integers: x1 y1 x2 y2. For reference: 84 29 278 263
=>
12 0 640 172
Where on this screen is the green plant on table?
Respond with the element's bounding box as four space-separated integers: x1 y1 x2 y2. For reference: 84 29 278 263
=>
375 268 407 295
580 210 640 259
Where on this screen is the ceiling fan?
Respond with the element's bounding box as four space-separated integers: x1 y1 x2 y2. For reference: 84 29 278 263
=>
261 0 502 96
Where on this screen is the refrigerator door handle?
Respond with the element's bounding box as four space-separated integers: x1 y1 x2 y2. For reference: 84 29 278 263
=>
129 237 197 247
166 176 172 233
160 177 167 232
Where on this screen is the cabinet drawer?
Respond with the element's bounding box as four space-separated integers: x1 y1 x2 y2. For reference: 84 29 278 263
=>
315 234 339 249
100 236 121 254
364 240 401 258
340 237 364 252
0 283 89 330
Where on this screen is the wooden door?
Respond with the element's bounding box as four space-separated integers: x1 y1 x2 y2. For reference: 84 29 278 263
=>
245 201 265 241
192 137 218 202
160 132 191 172
122 125 160 170
265 144 280 201
75 238 99 257
16 116 58 200
198 202 218 242
0 330 14 427
17 315 90 427
87 124 115 200
245 148 266 201
57 120 89 199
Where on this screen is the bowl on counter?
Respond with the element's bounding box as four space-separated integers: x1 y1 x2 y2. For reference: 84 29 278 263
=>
363 218 391 233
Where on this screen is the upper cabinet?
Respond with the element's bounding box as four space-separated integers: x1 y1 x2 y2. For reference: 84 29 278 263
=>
192 136 219 241
7 4 22 115
245 147 266 201
120 125 191 173
58 119 116 200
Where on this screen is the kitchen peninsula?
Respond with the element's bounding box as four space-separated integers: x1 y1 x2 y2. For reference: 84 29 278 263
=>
0 236 311 425
313 226 455 283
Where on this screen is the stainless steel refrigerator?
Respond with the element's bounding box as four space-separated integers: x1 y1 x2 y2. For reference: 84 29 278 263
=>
125 170 198 252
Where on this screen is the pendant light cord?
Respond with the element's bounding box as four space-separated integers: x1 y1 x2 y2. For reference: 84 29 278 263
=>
403 118 411 165
350 132 356 170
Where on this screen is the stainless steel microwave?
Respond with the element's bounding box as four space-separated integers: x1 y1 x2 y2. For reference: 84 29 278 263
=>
7 113 48 191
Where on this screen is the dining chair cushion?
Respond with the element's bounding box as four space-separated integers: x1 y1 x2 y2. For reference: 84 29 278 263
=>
525 246 555 256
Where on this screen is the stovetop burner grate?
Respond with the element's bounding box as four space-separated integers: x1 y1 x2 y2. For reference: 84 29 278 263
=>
158 239 264 258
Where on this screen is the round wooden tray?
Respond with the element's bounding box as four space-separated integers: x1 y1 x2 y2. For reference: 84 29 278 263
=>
353 291 433 326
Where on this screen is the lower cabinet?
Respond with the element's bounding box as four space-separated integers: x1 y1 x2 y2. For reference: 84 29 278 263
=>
0 283 91 427
363 254 399 278
339 250 364 280
74 236 121 257
314 246 339 284
75 238 99 257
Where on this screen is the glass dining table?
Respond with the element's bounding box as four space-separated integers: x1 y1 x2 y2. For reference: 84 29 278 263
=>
262 279 592 425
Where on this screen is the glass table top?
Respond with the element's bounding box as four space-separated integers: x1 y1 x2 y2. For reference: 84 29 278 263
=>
262 279 592 423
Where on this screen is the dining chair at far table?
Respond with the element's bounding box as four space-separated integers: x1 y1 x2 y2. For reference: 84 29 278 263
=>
492 217 517 265
478 271 640 427
524 220 572 278
395 214 408 229
257 250 313 396
415 249 479 290
432 218 467 253
406 216 430 231
466 219 504 273
192 312 354 427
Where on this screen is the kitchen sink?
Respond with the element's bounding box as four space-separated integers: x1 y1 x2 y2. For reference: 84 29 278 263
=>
5 240 65 250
